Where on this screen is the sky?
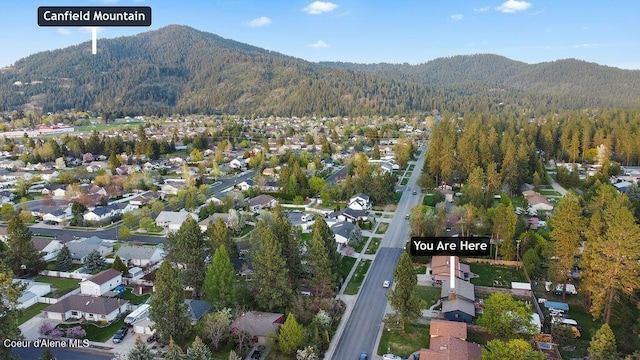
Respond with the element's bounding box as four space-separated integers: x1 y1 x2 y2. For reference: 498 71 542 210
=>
1 0 639 69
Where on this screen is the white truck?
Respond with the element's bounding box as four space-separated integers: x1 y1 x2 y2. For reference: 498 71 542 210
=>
125 304 150 325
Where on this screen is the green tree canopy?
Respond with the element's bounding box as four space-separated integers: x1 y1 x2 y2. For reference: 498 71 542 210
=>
149 261 190 343
165 216 207 296
480 339 545 360
588 323 618 360
387 252 424 329
55 245 73 272
477 293 537 339
203 246 236 308
278 313 303 355
128 336 154 360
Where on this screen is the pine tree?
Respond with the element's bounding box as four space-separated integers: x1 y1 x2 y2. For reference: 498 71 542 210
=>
582 194 640 323
203 246 236 308
588 324 618 360
6 216 43 277
272 207 302 289
165 216 207 296
149 262 190 343
462 166 485 207
251 221 292 312
387 252 424 329
185 336 213 360
307 231 333 298
549 191 584 301
278 313 303 355
492 202 517 260
55 245 73 272
164 337 184 360
38 348 56 360
84 249 107 274
205 218 235 257
112 255 128 274
128 336 153 360
312 218 340 282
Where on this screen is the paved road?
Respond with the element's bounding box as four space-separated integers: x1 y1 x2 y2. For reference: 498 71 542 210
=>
12 347 113 360
207 169 256 196
331 147 427 359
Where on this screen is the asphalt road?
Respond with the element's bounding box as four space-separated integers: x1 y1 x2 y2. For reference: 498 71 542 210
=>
12 346 113 360
332 146 427 360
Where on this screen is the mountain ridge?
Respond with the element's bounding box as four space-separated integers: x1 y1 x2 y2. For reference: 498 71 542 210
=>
1 25 639 116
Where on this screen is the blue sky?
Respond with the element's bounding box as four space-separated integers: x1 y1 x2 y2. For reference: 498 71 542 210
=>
2 0 639 69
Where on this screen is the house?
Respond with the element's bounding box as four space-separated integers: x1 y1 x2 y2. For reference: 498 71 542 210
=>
348 193 372 211
441 278 476 324
44 295 128 322
161 180 187 196
132 318 155 335
32 238 63 262
260 180 280 193
14 279 52 309
198 213 231 232
184 299 213 322
80 269 123 296
330 221 359 249
526 193 554 211
419 320 483 360
42 208 73 224
235 179 255 192
66 236 114 263
231 311 285 345
229 158 245 170
262 168 276 177
247 194 278 213
115 244 165 267
431 256 471 283
439 188 455 202
83 204 120 223
128 192 160 208
155 210 198 232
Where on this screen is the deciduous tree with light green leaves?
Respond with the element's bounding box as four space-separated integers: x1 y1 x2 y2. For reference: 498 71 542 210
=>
588 323 618 360
278 313 303 355
480 339 545 360
477 292 537 339
387 252 424 330
118 226 132 240
0 264 24 360
549 191 584 302
203 246 236 308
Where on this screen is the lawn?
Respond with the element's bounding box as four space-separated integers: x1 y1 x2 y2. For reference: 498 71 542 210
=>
468 263 526 288
365 237 381 255
338 256 357 280
344 259 372 295
375 222 389 234
45 262 83 271
301 232 313 244
118 288 150 305
413 264 426 275
416 286 441 308
17 303 49 325
539 189 562 197
393 191 403 204
352 236 369 253
36 276 80 298
511 196 525 208
401 178 409 185
378 323 430 358
58 317 125 342
74 121 145 132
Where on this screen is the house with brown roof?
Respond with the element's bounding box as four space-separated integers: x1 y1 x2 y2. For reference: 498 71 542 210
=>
43 295 128 322
419 319 483 360
247 194 278 213
231 311 284 345
32 238 63 262
431 256 471 283
80 269 122 297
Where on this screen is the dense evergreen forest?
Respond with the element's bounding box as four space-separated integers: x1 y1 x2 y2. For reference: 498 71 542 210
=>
1 25 640 116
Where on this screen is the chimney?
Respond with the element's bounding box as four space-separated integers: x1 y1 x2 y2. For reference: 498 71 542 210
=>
448 292 457 301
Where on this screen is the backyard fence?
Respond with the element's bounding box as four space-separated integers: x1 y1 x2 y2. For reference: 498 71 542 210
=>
40 270 91 280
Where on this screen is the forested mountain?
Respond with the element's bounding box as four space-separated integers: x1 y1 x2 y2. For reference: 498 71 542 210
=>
1 25 639 116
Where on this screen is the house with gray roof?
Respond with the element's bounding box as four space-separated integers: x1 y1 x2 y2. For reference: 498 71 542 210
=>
329 221 360 250
155 210 198 232
440 278 476 324
44 295 128 322
184 299 213 322
231 311 284 345
65 236 114 263
115 244 165 267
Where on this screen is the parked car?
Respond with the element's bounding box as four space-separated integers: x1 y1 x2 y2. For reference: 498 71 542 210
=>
113 327 129 343
360 353 369 360
412 190 417 195
146 334 158 343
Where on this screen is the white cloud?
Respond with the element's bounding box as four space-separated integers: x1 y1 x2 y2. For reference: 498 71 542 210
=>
57 28 72 35
572 43 599 48
582 26 590 30
450 14 464 21
309 40 330 49
474 6 490 12
495 0 532 13
246 16 272 27
302 1 338 15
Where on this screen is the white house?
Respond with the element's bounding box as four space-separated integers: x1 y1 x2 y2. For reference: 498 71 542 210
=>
160 180 187 196
43 208 73 224
229 158 245 169
115 244 165 267
14 280 52 309
348 193 372 211
44 295 128 322
247 194 278 213
198 213 231 232
80 269 122 297
83 204 122 223
155 210 198 232
329 221 360 250
33 238 63 262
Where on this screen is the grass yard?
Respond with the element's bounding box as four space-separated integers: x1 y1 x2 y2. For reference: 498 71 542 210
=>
393 191 403 204
17 303 49 325
378 323 430 358
365 237 381 255
36 276 80 298
416 286 441 308
375 222 389 234
45 262 83 271
401 178 409 185
344 259 372 295
469 263 526 288
539 189 562 197
58 317 125 342
352 236 369 253
118 288 150 305
413 264 426 275
301 232 313 244
511 196 525 208
338 256 357 280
